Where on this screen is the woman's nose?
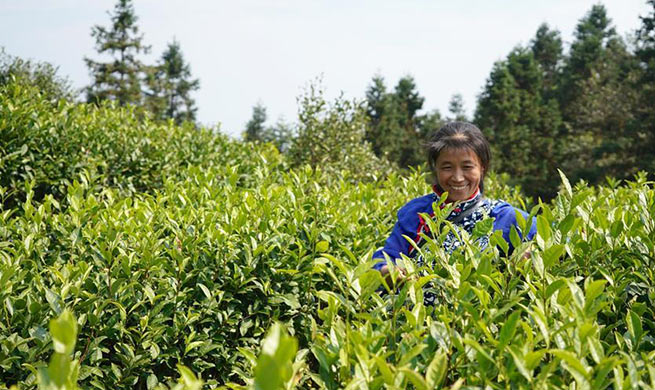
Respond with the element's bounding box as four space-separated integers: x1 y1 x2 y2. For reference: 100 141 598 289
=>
452 168 464 181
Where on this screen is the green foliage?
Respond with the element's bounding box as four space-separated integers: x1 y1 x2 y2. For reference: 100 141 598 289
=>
244 103 268 142
0 48 75 102
84 0 150 106
1 105 654 389
253 323 298 390
37 310 79 390
243 104 294 153
530 23 563 94
559 4 642 185
0 78 273 208
144 40 200 125
475 46 562 200
364 75 440 169
288 80 390 181
633 0 655 176
446 93 468 122
474 4 655 199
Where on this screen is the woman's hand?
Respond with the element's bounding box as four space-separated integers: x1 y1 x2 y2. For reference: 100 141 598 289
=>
379 264 407 289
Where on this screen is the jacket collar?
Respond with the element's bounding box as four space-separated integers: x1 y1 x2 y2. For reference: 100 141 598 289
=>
432 186 481 213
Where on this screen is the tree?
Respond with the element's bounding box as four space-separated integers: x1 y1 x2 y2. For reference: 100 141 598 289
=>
144 40 199 124
530 23 563 94
419 109 444 139
243 103 294 152
84 0 149 106
559 5 618 111
475 48 562 199
447 93 468 122
288 81 389 181
244 102 268 142
632 0 655 174
364 74 442 169
558 4 640 183
266 118 295 153
364 75 402 159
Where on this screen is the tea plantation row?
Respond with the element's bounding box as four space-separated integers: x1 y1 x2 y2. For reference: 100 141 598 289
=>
1 81 654 389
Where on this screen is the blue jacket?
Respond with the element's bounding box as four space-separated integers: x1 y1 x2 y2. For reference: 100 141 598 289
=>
372 192 537 270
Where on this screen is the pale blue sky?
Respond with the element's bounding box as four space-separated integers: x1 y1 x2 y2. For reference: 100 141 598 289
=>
1 0 651 137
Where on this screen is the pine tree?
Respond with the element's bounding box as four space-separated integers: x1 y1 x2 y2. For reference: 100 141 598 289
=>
475 48 562 199
145 40 199 124
364 75 435 168
364 76 402 159
84 0 149 106
447 93 468 122
392 76 426 168
559 5 619 111
559 4 640 183
633 0 655 174
530 23 563 95
419 109 444 139
244 103 268 142
266 118 295 153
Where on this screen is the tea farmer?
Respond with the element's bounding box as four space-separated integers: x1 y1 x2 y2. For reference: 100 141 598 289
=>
372 121 537 305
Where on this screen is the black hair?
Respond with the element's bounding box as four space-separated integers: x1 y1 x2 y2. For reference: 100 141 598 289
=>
426 121 491 193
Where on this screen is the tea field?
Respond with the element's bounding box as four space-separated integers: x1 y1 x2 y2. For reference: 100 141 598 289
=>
1 82 654 389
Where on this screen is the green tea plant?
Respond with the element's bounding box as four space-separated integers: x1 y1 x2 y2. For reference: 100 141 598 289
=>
30 310 203 390
0 80 281 209
1 77 653 389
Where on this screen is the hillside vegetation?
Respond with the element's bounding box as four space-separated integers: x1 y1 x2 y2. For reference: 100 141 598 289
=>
1 80 654 389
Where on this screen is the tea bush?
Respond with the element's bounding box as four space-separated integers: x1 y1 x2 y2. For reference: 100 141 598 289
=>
0 81 281 209
1 79 653 389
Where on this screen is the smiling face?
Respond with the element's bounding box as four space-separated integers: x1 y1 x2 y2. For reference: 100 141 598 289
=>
434 147 484 202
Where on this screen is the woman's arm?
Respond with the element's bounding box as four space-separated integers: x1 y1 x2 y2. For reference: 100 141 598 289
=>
490 202 537 255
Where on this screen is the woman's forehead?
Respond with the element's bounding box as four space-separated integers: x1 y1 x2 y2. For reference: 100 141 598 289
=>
437 147 479 162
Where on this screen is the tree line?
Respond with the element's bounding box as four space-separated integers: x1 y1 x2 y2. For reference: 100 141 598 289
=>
0 0 201 125
246 2 655 200
84 0 200 125
2 0 654 200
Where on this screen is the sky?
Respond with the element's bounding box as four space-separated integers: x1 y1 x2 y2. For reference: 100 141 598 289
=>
1 0 652 137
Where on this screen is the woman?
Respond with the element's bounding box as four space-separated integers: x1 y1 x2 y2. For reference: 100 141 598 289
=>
373 122 536 302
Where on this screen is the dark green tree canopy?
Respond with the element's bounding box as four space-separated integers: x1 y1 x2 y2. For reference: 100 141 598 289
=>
475 47 562 199
363 75 430 168
447 93 468 122
393 76 424 121
145 40 200 124
85 0 149 106
562 4 619 93
530 23 563 93
245 102 268 142
637 0 655 79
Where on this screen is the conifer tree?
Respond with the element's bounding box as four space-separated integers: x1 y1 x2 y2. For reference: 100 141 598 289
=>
144 40 199 124
364 76 402 159
475 48 562 199
447 93 468 122
390 76 425 168
244 103 268 142
530 23 563 95
559 5 619 112
559 4 639 183
364 75 435 168
84 0 149 106
633 0 655 174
